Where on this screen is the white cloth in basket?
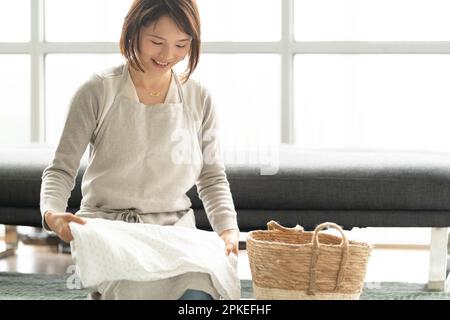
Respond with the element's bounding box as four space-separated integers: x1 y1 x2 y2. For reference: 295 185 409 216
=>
69 218 240 300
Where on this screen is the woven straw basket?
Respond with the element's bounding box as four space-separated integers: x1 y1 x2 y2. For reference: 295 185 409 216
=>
247 221 373 300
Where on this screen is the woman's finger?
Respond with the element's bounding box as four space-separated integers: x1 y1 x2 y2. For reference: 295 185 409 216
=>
61 225 74 243
225 241 236 256
68 214 86 225
232 242 239 256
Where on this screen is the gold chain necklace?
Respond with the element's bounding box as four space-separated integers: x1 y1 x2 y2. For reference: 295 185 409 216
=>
148 78 170 97
131 70 171 98
149 91 161 97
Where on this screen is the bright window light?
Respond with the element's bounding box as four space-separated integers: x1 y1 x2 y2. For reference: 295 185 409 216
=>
45 0 132 42
295 54 450 153
197 0 281 41
0 0 30 42
191 54 281 149
0 55 30 145
295 0 450 41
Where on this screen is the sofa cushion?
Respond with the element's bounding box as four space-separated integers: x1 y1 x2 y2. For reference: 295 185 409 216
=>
225 147 450 211
2 145 450 228
2 145 450 210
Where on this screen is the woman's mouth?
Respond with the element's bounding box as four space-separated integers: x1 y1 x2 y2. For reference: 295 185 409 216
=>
152 59 170 69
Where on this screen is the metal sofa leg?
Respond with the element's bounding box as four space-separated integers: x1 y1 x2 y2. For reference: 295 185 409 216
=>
428 227 449 291
0 225 18 259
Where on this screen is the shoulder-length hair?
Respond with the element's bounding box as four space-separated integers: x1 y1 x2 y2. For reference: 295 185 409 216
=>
120 0 201 83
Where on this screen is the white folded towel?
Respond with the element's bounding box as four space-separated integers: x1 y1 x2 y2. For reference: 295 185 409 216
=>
69 218 240 300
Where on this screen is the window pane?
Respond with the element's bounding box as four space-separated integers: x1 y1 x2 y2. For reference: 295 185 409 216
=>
0 0 30 42
0 55 30 145
188 54 281 152
295 0 450 41
45 0 132 42
45 54 124 145
294 54 450 153
197 0 280 41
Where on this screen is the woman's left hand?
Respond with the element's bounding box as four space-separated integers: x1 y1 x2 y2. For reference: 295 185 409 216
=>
220 229 240 256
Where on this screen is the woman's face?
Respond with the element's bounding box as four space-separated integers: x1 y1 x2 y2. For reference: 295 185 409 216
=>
138 15 192 74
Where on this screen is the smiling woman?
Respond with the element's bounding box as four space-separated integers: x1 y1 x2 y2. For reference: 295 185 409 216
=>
40 0 240 301
119 0 201 107
120 0 200 82
125 16 194 101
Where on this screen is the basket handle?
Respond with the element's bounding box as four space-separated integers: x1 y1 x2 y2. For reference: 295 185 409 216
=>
308 222 350 295
267 220 303 233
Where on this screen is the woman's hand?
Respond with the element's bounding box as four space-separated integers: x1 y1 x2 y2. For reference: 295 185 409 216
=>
44 211 86 243
219 229 239 256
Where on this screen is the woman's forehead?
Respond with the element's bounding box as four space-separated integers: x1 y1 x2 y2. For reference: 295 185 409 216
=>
143 16 190 38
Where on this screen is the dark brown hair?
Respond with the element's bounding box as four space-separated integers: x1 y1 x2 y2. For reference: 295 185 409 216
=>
120 0 201 83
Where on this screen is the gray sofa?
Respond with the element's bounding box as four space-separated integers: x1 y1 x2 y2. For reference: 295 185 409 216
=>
2 144 450 290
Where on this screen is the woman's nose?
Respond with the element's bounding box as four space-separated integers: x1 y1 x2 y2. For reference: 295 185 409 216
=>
159 45 174 61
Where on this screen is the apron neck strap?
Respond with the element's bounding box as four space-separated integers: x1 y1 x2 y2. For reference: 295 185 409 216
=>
172 69 185 104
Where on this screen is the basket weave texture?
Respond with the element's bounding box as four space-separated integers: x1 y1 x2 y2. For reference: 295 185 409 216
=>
247 221 373 300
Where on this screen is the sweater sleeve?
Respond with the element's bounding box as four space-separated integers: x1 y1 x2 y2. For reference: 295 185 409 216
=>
40 74 103 231
195 86 239 236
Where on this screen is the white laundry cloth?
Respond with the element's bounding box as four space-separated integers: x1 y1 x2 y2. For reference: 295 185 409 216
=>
69 218 240 300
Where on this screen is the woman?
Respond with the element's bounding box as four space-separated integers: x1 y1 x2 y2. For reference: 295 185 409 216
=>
40 0 239 300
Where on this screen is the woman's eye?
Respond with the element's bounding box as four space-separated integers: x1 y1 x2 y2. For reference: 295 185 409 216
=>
150 40 186 48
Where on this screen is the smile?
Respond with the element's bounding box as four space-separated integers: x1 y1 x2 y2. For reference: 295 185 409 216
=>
152 59 169 67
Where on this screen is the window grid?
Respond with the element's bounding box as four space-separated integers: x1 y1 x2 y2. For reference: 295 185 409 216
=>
2 0 450 144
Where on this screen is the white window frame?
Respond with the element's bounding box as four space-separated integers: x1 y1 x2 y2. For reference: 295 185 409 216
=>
2 0 450 145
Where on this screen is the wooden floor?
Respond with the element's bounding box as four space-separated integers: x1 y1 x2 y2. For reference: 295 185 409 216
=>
0 228 432 283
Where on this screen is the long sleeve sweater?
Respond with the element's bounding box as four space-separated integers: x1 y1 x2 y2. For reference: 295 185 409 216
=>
40 63 239 235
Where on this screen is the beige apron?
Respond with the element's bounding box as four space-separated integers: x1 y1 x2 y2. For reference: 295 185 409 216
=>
78 64 203 216
72 67 217 299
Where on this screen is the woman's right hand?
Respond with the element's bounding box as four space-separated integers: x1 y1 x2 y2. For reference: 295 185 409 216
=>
44 211 86 243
